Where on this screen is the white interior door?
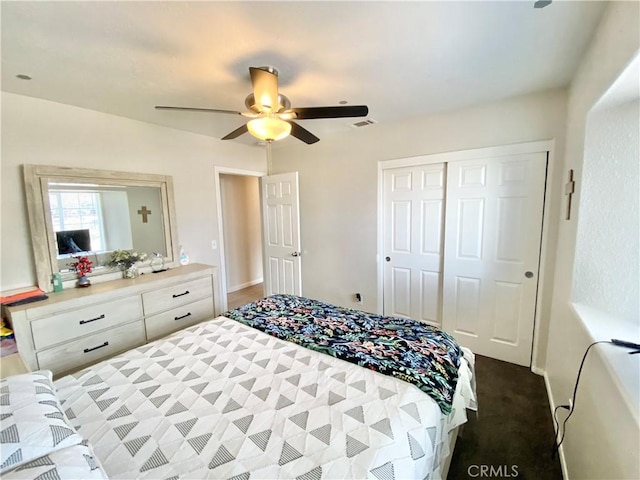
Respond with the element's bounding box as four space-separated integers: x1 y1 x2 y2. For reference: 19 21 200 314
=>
261 172 302 296
442 152 547 366
383 163 445 327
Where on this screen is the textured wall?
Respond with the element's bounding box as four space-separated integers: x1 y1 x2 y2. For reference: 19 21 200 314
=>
544 2 640 478
574 99 639 322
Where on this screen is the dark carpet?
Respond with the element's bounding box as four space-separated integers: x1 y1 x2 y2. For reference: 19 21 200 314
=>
447 355 563 479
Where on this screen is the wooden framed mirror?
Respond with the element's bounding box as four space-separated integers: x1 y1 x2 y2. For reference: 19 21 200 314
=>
24 164 179 292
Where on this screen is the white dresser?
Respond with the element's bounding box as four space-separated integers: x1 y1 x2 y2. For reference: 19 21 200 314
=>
3 264 220 377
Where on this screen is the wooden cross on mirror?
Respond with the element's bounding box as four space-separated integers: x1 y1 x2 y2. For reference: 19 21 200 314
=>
564 169 575 220
138 205 152 223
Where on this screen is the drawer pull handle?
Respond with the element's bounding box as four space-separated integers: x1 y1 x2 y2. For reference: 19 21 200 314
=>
172 290 190 298
83 341 109 353
175 312 192 321
79 314 105 325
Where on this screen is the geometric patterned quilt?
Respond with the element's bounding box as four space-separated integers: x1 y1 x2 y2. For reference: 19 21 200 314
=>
224 295 463 414
54 317 476 479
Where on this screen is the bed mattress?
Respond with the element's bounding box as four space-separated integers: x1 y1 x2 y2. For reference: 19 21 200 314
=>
55 316 476 479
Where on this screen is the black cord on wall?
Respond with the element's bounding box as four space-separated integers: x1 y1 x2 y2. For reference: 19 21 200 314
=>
551 338 640 458
551 340 610 457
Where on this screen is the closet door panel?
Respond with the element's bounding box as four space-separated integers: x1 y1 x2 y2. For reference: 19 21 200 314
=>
442 152 547 366
383 164 445 327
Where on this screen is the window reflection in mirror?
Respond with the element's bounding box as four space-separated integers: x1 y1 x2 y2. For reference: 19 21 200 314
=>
48 182 167 273
24 164 178 292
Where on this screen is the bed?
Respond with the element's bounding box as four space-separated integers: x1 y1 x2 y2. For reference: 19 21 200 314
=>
1 294 476 479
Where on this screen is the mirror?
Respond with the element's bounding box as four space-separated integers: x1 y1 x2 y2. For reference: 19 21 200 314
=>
49 184 167 272
24 165 179 291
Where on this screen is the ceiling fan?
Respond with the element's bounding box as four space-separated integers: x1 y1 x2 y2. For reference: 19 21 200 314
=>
155 66 369 144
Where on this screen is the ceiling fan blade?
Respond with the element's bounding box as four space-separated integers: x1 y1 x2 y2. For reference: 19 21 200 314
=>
249 67 279 112
291 105 369 120
289 121 320 144
221 124 248 140
155 106 242 115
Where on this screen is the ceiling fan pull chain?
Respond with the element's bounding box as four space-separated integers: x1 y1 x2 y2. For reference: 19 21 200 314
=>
266 141 273 176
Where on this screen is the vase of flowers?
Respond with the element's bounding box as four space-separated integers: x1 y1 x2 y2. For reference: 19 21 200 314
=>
108 250 147 279
71 256 93 288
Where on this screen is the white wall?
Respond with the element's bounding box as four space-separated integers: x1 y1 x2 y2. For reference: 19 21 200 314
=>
126 186 166 258
0 92 266 292
219 174 263 292
573 99 639 323
544 2 639 478
273 87 567 368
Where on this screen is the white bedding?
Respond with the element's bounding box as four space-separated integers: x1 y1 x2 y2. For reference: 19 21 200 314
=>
55 316 476 479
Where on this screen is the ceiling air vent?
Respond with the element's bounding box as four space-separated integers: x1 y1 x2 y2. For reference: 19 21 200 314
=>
352 119 377 128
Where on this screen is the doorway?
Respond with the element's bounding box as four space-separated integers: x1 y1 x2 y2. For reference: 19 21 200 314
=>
214 167 265 312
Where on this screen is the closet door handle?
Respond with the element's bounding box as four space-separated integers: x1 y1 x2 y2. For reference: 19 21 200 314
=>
174 312 192 321
172 290 190 298
525 271 534 279
83 341 109 353
79 314 105 325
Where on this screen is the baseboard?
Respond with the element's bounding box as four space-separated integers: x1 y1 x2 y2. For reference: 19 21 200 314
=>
531 365 545 376
227 278 263 293
543 370 569 480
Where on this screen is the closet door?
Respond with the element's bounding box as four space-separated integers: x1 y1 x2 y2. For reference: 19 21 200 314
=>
442 152 547 366
382 163 445 327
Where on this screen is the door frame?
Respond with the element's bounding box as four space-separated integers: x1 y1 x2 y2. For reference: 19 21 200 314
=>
377 139 556 372
214 166 265 312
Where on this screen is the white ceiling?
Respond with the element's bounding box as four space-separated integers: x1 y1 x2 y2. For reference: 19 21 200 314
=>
1 1 607 146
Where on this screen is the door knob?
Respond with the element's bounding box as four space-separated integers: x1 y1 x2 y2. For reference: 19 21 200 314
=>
291 251 301 257
385 256 391 262
525 271 534 278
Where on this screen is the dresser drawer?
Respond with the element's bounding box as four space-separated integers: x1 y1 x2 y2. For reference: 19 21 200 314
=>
145 297 214 341
36 320 145 376
31 295 143 350
142 276 213 316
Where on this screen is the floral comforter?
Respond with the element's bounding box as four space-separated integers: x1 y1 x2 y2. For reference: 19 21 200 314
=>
224 294 463 414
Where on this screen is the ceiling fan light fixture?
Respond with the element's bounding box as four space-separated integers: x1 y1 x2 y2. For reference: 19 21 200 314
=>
247 117 291 141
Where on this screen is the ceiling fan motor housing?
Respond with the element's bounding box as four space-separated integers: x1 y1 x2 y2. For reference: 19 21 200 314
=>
244 93 291 114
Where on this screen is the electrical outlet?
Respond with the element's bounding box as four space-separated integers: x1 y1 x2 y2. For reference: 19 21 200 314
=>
211 240 217 250
355 293 362 303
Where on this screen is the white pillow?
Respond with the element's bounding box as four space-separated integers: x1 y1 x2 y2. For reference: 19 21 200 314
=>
2 442 109 480
0 370 84 473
